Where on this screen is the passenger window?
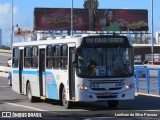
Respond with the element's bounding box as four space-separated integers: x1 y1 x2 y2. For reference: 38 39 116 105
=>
46 45 54 69
54 45 61 68
24 46 38 68
12 48 19 68
61 45 68 69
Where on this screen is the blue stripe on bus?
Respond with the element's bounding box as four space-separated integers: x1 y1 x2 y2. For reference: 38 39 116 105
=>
13 70 38 75
23 71 39 74
12 70 59 100
13 70 19 74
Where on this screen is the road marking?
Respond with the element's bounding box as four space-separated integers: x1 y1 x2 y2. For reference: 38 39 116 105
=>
0 100 48 111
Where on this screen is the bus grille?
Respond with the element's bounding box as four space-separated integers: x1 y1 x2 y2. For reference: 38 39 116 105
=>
91 87 122 91
97 95 117 98
96 93 117 99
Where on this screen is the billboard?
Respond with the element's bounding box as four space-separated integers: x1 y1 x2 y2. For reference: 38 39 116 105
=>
34 8 89 31
95 9 148 31
14 27 33 36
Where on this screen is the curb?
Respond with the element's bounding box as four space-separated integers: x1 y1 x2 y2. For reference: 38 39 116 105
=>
135 92 160 97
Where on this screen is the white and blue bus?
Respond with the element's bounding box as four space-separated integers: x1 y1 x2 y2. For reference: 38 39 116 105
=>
12 34 134 109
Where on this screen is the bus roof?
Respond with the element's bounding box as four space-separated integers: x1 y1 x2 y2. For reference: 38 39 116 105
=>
13 34 129 47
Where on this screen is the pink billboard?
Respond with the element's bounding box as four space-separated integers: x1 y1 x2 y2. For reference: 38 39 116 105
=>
95 9 148 31
34 8 89 30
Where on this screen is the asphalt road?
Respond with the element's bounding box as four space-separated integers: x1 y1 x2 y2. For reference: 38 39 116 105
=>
0 76 160 119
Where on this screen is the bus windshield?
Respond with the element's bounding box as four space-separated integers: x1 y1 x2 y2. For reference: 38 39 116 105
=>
76 47 133 77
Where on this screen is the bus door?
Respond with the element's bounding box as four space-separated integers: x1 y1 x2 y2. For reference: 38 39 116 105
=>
68 44 76 100
39 48 46 97
19 48 24 94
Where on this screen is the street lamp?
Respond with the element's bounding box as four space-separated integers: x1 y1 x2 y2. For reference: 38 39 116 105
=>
11 0 13 49
151 0 154 64
71 0 73 36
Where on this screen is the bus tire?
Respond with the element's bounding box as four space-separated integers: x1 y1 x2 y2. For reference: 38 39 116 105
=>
62 87 72 109
27 82 36 103
107 100 118 109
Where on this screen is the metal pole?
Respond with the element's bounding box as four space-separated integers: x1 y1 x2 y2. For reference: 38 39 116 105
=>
11 0 13 49
151 0 154 65
71 0 73 36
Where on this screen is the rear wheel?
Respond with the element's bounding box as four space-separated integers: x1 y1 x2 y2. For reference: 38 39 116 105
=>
62 87 72 109
107 100 118 109
27 83 37 102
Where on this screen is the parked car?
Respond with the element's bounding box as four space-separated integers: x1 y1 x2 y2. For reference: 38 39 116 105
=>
7 57 12 67
134 61 147 77
8 71 12 86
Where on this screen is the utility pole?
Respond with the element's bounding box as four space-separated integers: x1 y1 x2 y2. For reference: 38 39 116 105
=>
11 0 13 49
71 0 73 36
151 0 154 64
83 0 99 31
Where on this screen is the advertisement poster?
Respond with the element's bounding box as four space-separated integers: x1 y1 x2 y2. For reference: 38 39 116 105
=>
34 8 89 30
95 9 148 31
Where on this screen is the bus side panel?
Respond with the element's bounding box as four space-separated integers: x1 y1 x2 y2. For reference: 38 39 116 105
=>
12 69 20 93
45 70 68 100
45 71 58 99
23 70 40 97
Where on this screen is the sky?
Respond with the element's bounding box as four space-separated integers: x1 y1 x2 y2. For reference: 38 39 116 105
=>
0 0 160 47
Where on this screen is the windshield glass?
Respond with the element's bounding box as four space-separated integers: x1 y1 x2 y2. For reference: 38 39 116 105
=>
77 47 133 77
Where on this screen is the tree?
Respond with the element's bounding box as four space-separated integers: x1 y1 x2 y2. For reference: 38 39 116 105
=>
0 45 11 50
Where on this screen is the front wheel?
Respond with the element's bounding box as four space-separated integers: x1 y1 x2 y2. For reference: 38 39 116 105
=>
62 87 72 109
107 100 118 109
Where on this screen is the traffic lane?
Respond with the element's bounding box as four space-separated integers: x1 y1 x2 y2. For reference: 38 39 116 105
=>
1 77 160 112
0 77 89 111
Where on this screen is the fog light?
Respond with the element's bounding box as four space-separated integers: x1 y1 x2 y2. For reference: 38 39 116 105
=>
89 95 93 98
80 86 88 90
122 94 125 97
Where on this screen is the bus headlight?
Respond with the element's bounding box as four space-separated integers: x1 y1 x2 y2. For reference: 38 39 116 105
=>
80 86 88 90
125 83 134 89
125 85 129 89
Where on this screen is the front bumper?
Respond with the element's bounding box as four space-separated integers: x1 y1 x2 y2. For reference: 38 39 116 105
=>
76 88 135 102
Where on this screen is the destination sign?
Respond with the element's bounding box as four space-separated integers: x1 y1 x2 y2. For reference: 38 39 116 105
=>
81 36 129 46
86 38 124 43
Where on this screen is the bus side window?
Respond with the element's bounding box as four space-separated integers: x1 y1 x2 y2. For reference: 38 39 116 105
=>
25 59 31 67
31 46 38 68
53 45 61 69
24 47 31 68
61 45 68 69
12 48 19 68
46 45 54 69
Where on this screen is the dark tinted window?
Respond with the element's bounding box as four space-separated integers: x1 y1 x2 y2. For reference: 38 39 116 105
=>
46 45 68 69
12 48 19 68
24 46 38 68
